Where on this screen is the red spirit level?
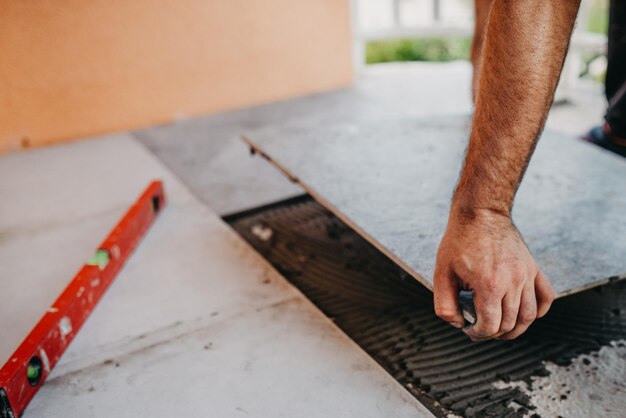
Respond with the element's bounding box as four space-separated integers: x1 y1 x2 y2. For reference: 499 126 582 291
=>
0 180 165 418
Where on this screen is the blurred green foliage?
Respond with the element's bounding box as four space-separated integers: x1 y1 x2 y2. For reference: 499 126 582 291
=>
581 0 609 82
587 0 609 34
365 37 471 64
365 0 608 83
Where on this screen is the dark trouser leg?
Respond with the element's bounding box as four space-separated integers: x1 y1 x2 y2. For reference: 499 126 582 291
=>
605 0 626 138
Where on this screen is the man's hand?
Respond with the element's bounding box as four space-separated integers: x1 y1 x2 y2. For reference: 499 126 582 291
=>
434 209 554 340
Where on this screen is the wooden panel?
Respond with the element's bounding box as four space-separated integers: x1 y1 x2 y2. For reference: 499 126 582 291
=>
0 0 352 152
244 116 626 297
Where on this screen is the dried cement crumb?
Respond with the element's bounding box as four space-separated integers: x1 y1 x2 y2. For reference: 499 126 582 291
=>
494 340 626 418
251 224 273 241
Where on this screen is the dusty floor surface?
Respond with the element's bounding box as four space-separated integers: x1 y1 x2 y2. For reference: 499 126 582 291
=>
1 135 433 418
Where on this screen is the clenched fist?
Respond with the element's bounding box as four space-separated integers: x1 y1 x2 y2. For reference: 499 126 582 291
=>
433 209 554 340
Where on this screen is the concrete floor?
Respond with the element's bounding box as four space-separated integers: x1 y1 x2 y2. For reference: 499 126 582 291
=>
0 135 432 417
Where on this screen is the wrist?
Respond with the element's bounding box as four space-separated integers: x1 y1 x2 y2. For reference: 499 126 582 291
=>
450 194 512 224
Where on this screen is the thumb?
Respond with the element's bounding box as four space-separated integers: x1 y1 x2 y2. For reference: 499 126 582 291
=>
434 264 464 328
535 269 555 318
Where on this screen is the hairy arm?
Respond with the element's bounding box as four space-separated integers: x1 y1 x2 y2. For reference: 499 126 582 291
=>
434 0 581 340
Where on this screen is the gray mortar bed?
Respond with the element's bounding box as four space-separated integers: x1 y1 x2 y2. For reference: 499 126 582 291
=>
226 195 626 418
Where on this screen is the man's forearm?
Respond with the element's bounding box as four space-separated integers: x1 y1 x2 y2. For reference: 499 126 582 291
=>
454 0 580 217
435 0 581 340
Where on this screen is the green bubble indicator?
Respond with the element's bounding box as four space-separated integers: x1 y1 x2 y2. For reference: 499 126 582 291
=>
88 249 110 270
26 364 39 379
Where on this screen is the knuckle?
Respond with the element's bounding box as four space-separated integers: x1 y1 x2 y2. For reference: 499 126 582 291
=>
463 328 483 341
519 311 537 324
482 278 502 294
435 307 458 321
511 273 526 286
499 332 518 341
476 323 499 337
499 321 515 334
485 325 500 335
458 267 479 283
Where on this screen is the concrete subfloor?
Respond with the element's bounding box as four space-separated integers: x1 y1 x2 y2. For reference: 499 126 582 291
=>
0 135 432 417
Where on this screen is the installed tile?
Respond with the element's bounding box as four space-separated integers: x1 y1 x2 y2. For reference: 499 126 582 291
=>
0 210 121 365
244 116 626 297
26 298 432 418
0 133 194 232
51 202 298 375
0 134 291 368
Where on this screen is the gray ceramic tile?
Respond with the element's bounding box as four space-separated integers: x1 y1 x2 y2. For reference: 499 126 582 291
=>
27 298 432 418
244 116 626 297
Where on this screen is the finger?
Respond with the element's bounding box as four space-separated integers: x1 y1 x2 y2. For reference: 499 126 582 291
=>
434 265 464 328
499 280 537 340
535 270 555 318
464 285 503 340
494 286 522 337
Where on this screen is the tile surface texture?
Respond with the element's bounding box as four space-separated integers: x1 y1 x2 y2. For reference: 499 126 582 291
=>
136 61 605 217
0 134 432 417
244 116 626 297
